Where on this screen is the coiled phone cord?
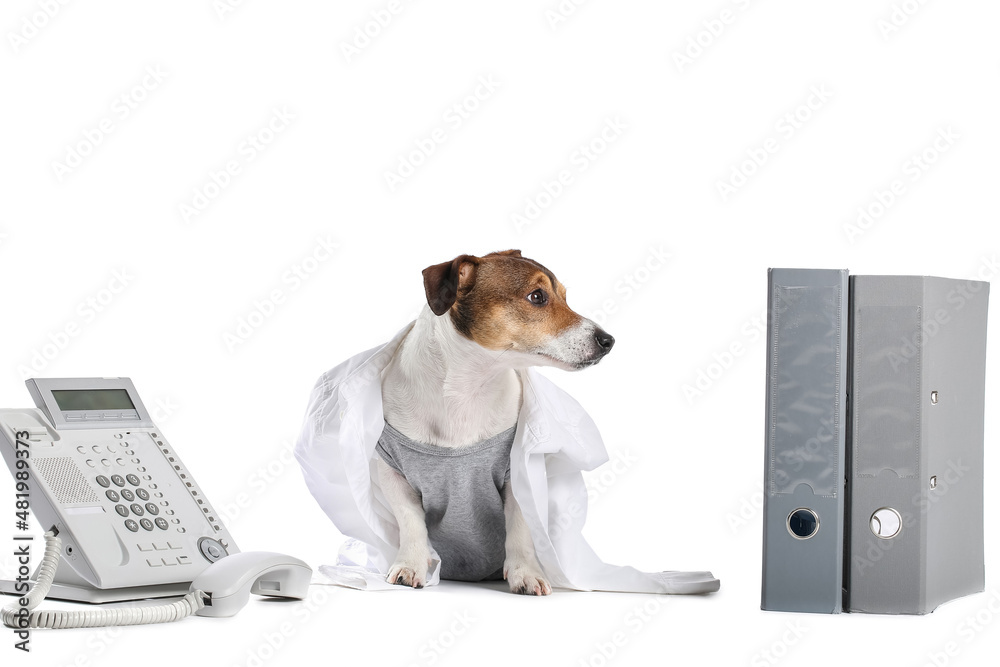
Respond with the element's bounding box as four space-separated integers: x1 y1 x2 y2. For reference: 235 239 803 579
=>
2 531 207 629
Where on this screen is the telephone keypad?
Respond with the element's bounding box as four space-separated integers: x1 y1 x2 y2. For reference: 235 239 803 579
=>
85 431 215 561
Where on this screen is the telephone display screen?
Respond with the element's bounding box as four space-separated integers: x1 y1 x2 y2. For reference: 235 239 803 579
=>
51 389 136 411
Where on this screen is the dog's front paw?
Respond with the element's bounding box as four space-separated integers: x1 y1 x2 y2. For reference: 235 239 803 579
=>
387 554 429 589
504 562 552 596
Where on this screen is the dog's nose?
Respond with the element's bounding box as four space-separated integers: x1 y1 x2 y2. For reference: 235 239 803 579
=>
594 328 615 354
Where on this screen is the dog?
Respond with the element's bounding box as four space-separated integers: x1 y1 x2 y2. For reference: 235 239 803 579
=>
377 249 614 595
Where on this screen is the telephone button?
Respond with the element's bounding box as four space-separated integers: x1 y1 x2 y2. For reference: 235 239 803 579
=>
121 489 135 502
105 490 120 502
198 537 228 562
92 446 102 454
136 488 150 501
145 503 159 515
154 518 169 530
85 459 96 468
130 503 144 516
161 557 177 567
77 446 87 454
115 504 129 517
126 474 140 486
145 558 162 567
125 519 139 533
177 555 191 565
140 518 154 531
111 474 126 487
96 475 111 488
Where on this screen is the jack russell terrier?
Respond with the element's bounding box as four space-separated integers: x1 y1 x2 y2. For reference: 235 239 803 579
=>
377 249 614 595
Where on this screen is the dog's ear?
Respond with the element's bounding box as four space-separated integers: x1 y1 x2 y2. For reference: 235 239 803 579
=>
422 254 480 316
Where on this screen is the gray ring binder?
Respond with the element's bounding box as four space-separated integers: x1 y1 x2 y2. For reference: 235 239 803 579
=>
761 269 989 615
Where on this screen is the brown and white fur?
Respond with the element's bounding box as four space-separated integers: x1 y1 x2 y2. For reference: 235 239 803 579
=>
378 250 614 595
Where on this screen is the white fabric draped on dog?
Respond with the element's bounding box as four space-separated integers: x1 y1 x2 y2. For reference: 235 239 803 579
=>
294 323 720 595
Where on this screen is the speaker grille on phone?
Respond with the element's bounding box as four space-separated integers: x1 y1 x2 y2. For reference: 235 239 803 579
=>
33 457 100 504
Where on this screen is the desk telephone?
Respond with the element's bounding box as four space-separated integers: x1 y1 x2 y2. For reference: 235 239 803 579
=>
0 378 311 629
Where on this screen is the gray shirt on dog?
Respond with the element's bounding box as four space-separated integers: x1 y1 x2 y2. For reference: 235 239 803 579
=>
376 421 516 582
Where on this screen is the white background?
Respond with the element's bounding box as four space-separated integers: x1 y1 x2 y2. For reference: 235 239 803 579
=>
1 1 998 665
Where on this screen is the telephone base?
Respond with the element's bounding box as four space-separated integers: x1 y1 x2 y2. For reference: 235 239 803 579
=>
0 578 190 604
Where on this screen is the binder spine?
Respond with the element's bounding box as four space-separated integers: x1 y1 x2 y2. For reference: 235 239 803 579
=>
761 268 848 613
847 276 988 614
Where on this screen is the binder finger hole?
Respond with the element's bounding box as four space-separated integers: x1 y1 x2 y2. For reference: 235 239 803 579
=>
786 508 820 539
870 507 902 539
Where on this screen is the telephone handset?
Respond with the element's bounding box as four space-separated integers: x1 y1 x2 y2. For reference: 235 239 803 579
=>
0 378 310 629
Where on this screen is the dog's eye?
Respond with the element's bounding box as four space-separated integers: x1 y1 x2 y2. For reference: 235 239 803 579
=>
527 289 548 306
